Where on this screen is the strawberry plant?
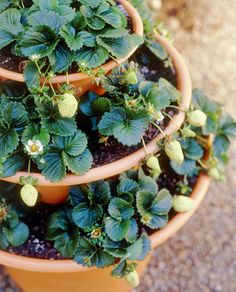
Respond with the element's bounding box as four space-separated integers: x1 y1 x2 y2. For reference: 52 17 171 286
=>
0 199 29 250
0 0 143 89
80 62 181 146
46 170 172 280
0 85 93 184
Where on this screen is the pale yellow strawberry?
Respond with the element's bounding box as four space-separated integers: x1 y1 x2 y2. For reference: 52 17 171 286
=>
124 71 138 85
146 156 161 172
125 270 140 287
20 184 38 207
165 140 184 164
58 93 78 118
172 195 195 212
188 110 207 127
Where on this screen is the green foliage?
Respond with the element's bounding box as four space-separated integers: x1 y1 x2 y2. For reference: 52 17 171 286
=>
98 107 149 146
192 89 236 173
46 171 169 273
0 86 92 182
129 0 170 61
79 62 181 147
41 131 92 182
0 200 29 250
0 0 143 89
137 189 172 229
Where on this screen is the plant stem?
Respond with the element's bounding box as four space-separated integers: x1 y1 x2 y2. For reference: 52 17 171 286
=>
28 159 31 176
21 0 25 8
49 83 57 96
197 159 207 169
34 60 42 75
141 136 149 156
66 71 70 85
161 111 180 128
151 122 166 137
168 105 187 112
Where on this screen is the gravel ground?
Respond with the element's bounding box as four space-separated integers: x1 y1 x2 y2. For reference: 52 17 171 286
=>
1 0 236 291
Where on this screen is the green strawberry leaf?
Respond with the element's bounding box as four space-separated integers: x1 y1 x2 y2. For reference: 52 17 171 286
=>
48 42 74 73
125 218 138 243
98 107 147 146
54 230 80 258
74 237 114 267
0 30 14 50
20 25 59 57
127 233 151 261
63 149 93 175
53 130 87 156
37 102 76 136
72 202 103 228
3 222 29 247
23 61 40 90
42 151 66 182
28 11 65 33
108 198 134 221
90 180 111 205
75 45 109 69
105 217 130 242
146 41 168 60
171 159 200 177
22 123 50 146
0 154 25 178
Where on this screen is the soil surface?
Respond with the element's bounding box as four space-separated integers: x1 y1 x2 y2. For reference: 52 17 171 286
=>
1 0 236 291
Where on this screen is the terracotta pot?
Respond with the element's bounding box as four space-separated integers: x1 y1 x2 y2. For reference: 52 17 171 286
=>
0 33 192 204
0 0 143 97
0 174 210 292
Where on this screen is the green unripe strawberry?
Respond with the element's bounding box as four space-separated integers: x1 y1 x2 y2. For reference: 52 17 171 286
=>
124 270 140 287
146 156 161 172
165 140 184 164
188 110 207 127
58 93 78 118
208 167 221 180
20 184 38 207
181 127 196 138
124 71 138 85
172 195 195 212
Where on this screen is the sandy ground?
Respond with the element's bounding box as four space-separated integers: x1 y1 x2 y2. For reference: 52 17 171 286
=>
136 0 236 291
0 0 236 291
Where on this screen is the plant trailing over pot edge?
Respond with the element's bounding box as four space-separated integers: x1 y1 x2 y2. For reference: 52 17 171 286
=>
0 0 144 91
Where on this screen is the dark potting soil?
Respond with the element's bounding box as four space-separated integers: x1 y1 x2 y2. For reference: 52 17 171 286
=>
7 173 197 260
131 44 177 85
8 205 65 260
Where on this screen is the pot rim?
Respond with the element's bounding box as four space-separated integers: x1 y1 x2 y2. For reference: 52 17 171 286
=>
0 0 143 84
0 174 210 273
1 33 192 187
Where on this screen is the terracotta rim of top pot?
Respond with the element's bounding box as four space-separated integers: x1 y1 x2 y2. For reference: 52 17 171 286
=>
1 32 192 190
0 173 211 273
0 0 143 85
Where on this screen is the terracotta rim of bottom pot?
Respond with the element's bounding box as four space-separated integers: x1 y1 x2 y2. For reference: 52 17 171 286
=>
0 173 210 273
0 0 143 84
1 33 192 187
